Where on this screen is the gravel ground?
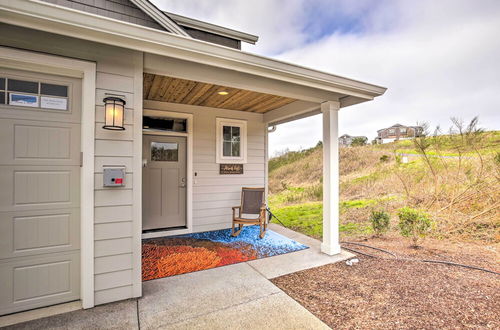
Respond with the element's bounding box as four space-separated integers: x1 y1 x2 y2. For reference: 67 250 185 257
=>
272 238 500 329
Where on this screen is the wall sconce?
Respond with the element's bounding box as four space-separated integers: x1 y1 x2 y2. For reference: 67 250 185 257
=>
103 96 125 130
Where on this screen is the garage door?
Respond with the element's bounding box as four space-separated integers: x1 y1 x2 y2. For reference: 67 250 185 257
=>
0 68 81 315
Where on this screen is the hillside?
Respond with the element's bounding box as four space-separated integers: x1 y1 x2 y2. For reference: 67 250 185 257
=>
268 130 500 242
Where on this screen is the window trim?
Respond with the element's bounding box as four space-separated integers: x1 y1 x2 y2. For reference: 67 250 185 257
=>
216 117 247 164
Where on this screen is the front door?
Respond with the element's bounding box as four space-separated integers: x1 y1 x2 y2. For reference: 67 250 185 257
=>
142 135 187 231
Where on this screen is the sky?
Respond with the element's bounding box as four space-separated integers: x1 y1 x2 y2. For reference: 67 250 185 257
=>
152 0 500 156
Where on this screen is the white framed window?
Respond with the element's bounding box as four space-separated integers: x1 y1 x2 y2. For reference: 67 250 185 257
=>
216 118 247 164
400 127 407 134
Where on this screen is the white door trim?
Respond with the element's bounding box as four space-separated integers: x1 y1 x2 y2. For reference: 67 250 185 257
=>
0 46 96 309
141 109 193 239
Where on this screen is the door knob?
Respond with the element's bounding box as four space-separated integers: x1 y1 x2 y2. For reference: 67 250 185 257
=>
179 177 186 188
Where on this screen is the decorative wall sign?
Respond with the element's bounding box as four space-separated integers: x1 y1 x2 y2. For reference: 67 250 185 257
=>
220 163 243 175
9 93 38 107
41 96 68 110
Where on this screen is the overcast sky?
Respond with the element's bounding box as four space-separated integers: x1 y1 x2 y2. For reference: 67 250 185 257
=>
152 0 500 156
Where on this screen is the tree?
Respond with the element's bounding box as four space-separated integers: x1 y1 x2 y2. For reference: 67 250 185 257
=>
351 137 368 147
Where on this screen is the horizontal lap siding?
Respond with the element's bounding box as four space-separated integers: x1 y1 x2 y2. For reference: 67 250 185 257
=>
94 68 137 305
144 101 266 233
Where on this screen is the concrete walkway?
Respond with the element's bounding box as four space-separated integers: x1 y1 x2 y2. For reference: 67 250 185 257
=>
3 225 353 329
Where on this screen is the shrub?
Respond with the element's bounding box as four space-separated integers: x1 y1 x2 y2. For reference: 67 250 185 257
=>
397 207 432 246
379 155 390 163
370 210 390 236
494 152 500 165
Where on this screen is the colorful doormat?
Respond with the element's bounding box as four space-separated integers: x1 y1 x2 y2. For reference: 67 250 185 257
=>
142 226 308 281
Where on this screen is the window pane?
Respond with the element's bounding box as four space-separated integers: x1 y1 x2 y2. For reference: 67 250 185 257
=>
232 141 240 157
0 92 5 104
41 83 68 97
9 93 39 107
0 78 5 90
8 79 38 93
223 141 232 156
151 142 178 161
231 126 240 142
223 126 231 141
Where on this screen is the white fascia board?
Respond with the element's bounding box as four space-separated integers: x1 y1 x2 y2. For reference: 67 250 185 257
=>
1 0 386 101
129 0 189 37
165 12 259 44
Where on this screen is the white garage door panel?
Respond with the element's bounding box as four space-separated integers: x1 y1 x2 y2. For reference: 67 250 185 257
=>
0 166 80 212
0 68 82 315
0 119 80 166
0 251 80 316
0 208 80 259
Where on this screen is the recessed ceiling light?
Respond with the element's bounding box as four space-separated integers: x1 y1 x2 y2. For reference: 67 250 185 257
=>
218 91 229 95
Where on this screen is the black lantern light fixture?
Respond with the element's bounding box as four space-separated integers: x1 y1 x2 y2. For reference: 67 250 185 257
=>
103 96 125 130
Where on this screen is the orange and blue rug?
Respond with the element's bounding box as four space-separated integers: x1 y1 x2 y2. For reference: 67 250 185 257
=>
142 226 308 281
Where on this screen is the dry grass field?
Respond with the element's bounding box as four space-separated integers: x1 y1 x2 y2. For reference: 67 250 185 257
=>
269 129 500 243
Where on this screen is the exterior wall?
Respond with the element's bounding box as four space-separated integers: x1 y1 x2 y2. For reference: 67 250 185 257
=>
143 100 266 233
41 0 166 31
378 126 419 140
0 24 142 306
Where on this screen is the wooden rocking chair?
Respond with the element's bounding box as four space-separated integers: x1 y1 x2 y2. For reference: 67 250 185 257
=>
231 187 267 238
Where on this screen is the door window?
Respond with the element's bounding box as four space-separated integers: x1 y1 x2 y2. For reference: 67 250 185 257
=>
151 142 178 161
0 77 69 110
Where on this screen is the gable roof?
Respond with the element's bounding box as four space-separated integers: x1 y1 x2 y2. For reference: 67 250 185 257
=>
164 12 258 44
130 0 189 36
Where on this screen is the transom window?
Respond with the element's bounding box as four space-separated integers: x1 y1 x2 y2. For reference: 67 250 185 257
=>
0 77 69 110
216 118 247 164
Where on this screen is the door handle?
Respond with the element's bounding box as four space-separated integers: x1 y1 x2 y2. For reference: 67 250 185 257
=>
142 159 147 168
179 177 186 188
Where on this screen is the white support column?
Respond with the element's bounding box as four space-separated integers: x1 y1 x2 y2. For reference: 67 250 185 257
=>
321 101 341 255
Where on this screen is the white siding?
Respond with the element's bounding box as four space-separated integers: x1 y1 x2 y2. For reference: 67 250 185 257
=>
143 101 266 233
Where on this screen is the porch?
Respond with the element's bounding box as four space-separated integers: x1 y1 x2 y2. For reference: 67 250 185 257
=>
1 224 353 329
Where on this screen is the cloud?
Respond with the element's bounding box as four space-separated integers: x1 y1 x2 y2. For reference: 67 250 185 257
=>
152 0 500 155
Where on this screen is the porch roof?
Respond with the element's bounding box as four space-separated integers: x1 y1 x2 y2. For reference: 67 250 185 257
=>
0 0 386 112
143 74 297 113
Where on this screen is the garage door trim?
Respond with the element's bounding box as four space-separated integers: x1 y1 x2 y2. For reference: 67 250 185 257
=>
0 46 96 310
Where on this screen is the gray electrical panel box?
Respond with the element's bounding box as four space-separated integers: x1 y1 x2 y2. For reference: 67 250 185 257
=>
103 167 125 187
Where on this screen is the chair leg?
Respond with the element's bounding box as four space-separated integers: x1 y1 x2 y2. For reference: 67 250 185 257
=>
232 223 243 237
259 221 266 239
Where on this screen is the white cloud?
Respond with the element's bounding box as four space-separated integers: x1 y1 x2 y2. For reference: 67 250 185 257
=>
152 0 500 155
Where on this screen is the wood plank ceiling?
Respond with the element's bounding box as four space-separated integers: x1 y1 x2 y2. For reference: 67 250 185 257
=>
143 73 297 113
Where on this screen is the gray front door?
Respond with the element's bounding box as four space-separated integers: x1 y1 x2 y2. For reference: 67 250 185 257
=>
142 135 187 231
0 68 81 315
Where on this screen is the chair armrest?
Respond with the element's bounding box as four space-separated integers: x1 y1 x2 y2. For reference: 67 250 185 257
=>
232 206 241 218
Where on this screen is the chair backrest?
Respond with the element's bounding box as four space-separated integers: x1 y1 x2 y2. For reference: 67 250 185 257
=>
241 187 265 214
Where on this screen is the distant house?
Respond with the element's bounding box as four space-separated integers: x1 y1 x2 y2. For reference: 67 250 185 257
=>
375 124 424 143
339 134 368 147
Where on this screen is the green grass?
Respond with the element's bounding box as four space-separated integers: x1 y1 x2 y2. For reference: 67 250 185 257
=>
268 201 375 239
269 185 322 205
